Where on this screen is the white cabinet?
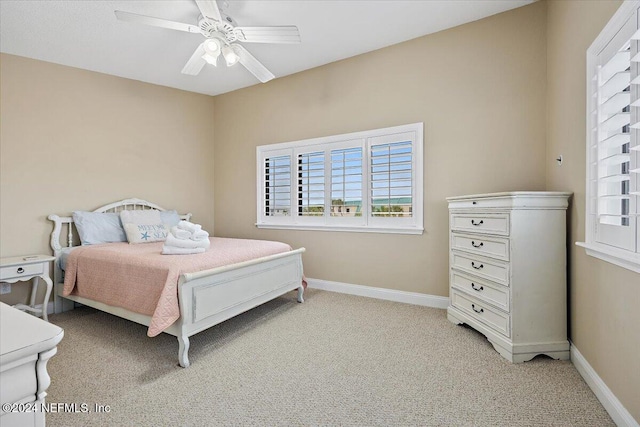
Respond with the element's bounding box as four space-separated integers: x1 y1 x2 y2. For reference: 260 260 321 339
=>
447 192 572 363
0 302 63 427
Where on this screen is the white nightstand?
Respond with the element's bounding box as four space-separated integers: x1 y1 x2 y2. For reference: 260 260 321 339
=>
0 255 55 322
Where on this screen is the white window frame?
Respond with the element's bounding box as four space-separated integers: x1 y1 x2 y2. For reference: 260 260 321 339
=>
578 0 640 273
256 123 424 234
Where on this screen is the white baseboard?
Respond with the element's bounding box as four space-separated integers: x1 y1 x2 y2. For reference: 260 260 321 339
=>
306 278 449 309
571 344 639 427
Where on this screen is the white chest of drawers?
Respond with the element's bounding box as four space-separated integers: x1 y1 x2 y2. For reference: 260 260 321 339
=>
0 302 63 427
446 192 572 363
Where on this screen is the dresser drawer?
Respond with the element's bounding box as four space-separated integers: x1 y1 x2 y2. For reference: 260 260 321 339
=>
451 289 510 338
0 263 43 281
450 213 510 236
451 252 509 285
451 232 510 261
450 271 510 312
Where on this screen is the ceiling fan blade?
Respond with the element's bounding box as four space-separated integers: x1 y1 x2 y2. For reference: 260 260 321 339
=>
234 45 275 83
234 26 301 44
182 43 207 75
114 11 200 33
195 0 222 22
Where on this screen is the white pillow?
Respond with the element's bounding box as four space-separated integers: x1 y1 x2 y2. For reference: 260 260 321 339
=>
120 210 169 244
160 210 181 227
72 211 127 245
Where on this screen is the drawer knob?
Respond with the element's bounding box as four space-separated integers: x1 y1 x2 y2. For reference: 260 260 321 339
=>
471 262 484 270
471 241 484 248
471 304 484 314
471 219 484 226
471 283 484 292
17 267 24 274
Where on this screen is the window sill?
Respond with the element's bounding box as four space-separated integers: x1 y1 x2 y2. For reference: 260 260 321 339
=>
576 242 640 274
255 223 424 235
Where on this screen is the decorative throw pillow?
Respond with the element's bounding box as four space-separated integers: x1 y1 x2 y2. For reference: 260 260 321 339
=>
120 210 169 244
159 210 181 227
72 211 127 245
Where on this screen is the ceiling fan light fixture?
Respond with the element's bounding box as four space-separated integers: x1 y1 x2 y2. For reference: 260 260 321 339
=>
222 44 240 67
203 38 220 53
201 53 218 66
116 2 300 83
202 38 221 66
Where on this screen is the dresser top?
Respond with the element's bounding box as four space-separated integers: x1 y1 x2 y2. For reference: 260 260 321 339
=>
447 191 573 209
0 302 64 364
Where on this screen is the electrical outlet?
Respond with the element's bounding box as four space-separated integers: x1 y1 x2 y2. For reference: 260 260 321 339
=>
0 283 10 295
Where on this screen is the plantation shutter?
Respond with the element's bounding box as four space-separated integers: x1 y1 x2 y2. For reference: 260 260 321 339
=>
297 151 325 217
590 11 639 251
264 154 291 217
256 122 423 233
330 147 363 217
370 140 413 217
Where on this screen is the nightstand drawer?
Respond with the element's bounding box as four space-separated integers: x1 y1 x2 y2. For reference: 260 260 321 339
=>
451 233 509 261
451 251 509 286
451 289 510 338
0 263 44 281
450 213 509 236
450 271 510 312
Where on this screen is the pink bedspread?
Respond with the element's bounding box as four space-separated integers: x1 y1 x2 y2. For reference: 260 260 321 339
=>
63 237 298 337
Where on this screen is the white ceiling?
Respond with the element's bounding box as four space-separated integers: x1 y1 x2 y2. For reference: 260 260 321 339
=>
0 0 534 96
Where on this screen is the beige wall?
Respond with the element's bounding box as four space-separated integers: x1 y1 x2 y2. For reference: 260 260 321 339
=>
546 0 639 421
0 54 216 304
213 2 548 296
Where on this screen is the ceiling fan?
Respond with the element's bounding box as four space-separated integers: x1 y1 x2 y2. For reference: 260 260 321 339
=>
114 0 301 83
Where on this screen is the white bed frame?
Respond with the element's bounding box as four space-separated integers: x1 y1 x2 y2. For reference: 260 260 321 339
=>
48 198 305 368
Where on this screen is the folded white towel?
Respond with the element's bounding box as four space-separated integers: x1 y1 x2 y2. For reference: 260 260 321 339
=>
177 221 202 234
162 246 206 255
190 229 209 241
165 233 210 249
171 226 192 240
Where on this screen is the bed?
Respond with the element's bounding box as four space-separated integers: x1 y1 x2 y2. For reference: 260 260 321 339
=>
48 198 305 368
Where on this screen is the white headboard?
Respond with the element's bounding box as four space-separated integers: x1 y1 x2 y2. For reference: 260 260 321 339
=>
48 198 193 257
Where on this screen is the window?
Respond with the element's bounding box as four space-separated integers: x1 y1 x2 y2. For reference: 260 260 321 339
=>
579 0 640 273
256 123 423 234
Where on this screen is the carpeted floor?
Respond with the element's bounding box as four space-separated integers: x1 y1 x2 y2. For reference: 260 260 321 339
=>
45 289 614 426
